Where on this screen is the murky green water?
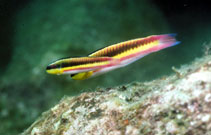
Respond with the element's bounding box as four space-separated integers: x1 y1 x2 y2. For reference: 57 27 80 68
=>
0 0 210 134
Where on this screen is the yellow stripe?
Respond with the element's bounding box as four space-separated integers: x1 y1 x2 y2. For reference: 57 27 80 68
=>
61 61 111 71
89 36 158 58
113 40 159 59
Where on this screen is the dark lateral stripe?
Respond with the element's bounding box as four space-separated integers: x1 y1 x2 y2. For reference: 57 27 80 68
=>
89 36 158 57
60 57 113 68
46 64 59 70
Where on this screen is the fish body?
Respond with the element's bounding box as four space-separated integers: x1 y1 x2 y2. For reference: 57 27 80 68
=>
46 57 119 74
46 34 180 80
89 34 179 67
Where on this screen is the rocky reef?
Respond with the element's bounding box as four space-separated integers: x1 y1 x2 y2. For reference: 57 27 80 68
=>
21 52 211 135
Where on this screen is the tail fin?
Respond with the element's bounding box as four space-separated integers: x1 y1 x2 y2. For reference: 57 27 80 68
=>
157 34 181 50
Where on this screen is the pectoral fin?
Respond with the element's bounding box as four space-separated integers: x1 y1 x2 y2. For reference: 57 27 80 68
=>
70 71 94 80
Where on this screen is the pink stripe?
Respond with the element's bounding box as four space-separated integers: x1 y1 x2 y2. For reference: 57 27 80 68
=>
63 63 115 72
119 40 176 62
119 47 155 62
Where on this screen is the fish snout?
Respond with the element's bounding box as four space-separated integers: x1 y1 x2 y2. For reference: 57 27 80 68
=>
46 63 63 75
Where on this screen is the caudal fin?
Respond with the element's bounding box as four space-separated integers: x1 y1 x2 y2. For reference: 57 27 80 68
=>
157 34 181 49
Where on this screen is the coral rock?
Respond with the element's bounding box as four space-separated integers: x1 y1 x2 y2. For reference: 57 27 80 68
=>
22 55 211 135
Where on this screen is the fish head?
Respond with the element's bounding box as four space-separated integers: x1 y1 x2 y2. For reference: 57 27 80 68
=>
46 60 63 75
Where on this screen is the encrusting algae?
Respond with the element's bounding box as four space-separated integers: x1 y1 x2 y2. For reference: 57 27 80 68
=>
22 50 211 135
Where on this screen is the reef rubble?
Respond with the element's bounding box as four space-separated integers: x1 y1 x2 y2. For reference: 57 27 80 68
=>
21 54 211 135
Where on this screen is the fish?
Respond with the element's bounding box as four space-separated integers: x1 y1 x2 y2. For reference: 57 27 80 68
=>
46 34 180 80
46 56 120 79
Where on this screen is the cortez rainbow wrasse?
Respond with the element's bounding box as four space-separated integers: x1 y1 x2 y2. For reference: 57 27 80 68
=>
46 34 180 80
